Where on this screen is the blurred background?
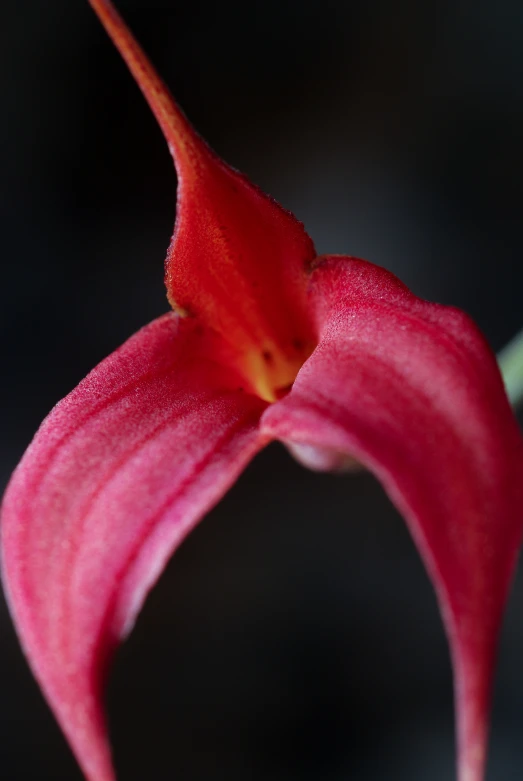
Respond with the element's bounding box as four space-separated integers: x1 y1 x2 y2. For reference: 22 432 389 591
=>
2 0 523 778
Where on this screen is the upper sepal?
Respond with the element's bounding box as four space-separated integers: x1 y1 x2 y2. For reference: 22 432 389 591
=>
88 0 317 401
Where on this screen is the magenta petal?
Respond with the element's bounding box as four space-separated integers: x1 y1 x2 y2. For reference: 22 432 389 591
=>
1 314 267 781
261 255 523 781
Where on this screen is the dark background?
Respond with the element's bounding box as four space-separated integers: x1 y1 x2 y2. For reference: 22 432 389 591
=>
2 0 523 778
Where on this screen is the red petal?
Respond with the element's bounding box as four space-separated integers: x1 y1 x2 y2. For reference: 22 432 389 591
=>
88 0 317 400
261 255 523 781
1 314 267 781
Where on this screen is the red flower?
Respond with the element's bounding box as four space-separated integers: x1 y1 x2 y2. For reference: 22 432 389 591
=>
2 2 522 780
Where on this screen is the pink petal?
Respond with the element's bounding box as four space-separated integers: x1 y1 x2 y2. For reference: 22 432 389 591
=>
1 313 267 781
261 255 523 781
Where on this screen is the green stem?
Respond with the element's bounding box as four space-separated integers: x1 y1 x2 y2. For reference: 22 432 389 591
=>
498 327 523 411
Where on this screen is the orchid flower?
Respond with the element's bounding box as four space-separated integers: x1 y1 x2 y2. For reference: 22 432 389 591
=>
2 1 523 780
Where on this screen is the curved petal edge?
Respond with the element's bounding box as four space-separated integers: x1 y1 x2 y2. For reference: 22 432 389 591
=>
1 313 267 781
261 255 523 781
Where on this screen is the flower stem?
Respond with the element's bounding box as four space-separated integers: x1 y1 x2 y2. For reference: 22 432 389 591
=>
498 327 523 411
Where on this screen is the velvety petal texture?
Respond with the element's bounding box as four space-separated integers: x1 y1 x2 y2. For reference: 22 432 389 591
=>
1 314 267 781
4 3 523 781
262 256 523 781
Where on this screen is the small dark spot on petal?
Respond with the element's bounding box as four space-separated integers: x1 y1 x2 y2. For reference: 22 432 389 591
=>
262 350 274 364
